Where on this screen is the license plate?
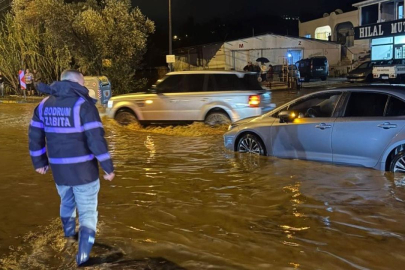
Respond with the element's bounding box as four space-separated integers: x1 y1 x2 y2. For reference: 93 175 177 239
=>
382 76 389 80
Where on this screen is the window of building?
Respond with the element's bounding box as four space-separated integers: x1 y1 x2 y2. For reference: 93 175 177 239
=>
361 4 379 25
373 45 393 60
398 2 404 19
372 37 394 61
372 37 394 46
381 1 396 22
315 26 331 41
394 36 405 59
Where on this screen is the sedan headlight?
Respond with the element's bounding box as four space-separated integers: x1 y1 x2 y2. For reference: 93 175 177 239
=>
107 100 114 108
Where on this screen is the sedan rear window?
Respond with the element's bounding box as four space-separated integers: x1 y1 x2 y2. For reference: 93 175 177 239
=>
386 97 405 116
344 92 388 117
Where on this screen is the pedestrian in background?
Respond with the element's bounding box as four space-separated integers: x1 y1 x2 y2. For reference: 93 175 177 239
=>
29 70 115 266
25 69 34 96
0 72 4 97
267 64 274 88
243 61 254 72
260 62 268 83
33 69 42 96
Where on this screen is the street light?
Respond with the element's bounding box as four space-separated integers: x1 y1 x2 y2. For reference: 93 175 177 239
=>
169 0 172 71
169 0 172 55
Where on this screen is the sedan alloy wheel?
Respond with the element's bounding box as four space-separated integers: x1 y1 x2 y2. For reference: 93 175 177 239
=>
237 134 265 155
391 152 405 173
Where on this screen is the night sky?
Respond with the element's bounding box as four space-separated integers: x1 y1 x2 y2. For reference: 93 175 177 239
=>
133 0 364 65
132 0 362 24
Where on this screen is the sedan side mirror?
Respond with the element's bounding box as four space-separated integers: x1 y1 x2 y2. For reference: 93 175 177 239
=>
279 111 297 123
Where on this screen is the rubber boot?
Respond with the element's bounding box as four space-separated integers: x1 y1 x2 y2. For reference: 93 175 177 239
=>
76 226 96 266
61 217 76 237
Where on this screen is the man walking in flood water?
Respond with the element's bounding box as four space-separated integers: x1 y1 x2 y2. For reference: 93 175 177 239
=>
28 70 115 266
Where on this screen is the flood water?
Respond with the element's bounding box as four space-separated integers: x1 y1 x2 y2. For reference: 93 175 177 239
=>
1 89 405 269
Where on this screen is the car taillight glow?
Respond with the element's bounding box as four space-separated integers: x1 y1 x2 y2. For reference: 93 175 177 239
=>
249 95 261 107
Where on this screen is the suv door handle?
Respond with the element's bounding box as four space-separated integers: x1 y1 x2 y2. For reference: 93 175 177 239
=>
315 123 332 130
378 122 397 129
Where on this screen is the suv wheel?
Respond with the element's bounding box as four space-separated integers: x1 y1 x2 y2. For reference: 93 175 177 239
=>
205 112 231 126
390 152 405 173
321 77 327 81
115 109 138 125
237 133 266 155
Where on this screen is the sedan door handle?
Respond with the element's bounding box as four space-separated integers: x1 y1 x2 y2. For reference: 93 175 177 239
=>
315 123 332 130
378 122 397 129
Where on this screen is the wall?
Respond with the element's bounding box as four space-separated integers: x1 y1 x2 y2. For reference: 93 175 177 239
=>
223 34 341 71
174 44 226 71
299 11 359 42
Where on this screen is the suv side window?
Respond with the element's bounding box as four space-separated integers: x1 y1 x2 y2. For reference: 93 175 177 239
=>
386 96 405 116
344 92 388 117
184 74 205 92
156 75 186 93
208 74 243 91
287 92 342 118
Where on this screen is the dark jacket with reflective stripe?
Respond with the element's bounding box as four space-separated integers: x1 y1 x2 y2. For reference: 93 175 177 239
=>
29 81 114 186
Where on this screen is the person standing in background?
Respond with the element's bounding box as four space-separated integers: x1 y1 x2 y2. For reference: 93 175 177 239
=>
25 69 34 96
267 65 274 88
243 62 254 72
33 69 42 96
260 63 268 83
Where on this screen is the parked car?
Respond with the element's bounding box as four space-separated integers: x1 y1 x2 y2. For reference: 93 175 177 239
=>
347 61 375 83
224 85 405 172
106 71 275 126
296 56 329 82
373 59 405 84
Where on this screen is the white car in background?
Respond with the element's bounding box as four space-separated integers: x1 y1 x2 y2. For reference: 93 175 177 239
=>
106 71 275 126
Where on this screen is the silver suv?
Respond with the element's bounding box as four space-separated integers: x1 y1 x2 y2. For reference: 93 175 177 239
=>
106 71 275 125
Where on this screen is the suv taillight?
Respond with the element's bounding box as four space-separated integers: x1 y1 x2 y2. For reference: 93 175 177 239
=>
249 95 261 107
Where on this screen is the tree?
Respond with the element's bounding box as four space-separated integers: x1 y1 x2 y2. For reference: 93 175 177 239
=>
1 0 154 94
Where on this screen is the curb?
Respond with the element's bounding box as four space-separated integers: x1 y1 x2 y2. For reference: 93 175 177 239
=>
0 99 38 104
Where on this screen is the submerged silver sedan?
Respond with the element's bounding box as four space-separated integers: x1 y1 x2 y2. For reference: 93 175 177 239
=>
224 86 405 172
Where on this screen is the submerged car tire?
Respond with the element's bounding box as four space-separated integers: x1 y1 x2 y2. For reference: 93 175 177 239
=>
205 112 231 126
304 77 310 82
390 152 405 173
237 133 266 156
115 109 138 126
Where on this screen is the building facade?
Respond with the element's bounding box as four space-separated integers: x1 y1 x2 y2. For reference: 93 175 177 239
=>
174 34 341 72
354 0 405 62
299 10 358 48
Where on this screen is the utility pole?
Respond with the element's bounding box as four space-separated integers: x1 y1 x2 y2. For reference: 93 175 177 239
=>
169 0 173 71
